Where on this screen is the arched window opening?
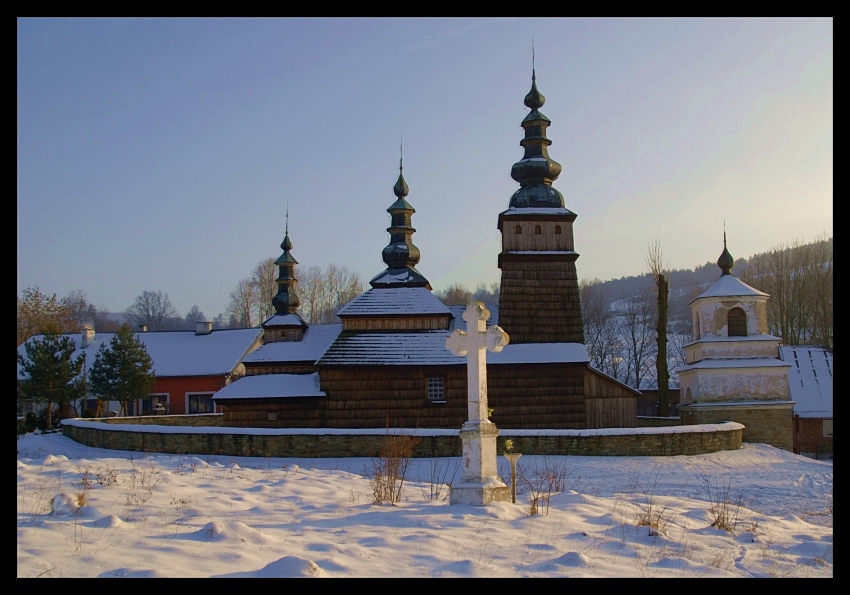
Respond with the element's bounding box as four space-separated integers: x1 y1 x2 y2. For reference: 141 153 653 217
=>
515 224 522 234
534 225 542 235
728 307 747 337
555 225 562 235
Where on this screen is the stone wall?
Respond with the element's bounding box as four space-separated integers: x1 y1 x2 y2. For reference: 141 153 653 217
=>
680 403 793 451
61 419 742 458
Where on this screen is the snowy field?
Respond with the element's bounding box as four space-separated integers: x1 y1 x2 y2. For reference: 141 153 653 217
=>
17 433 832 578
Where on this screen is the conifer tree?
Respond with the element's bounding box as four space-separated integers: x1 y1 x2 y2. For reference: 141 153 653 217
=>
17 324 87 429
89 323 155 416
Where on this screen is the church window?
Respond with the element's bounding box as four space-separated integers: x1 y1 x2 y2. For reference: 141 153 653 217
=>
515 225 522 234
555 225 562 235
534 225 542 234
727 307 747 337
427 377 445 403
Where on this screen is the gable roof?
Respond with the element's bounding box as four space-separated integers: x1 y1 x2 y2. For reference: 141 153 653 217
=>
17 328 262 379
780 346 833 418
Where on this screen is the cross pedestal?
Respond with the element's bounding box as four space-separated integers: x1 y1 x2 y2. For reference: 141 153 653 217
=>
446 301 511 506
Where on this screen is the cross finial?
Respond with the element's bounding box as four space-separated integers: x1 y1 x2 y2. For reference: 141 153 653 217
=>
532 38 536 79
286 203 289 235
399 135 403 173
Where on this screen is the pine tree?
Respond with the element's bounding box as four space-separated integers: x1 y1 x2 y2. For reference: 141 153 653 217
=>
89 324 155 416
17 324 87 429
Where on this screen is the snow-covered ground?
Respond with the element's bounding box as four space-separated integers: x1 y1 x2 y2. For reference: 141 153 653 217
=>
17 433 832 578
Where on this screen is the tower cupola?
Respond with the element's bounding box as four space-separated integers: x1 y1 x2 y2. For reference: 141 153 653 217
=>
369 156 431 289
508 68 565 208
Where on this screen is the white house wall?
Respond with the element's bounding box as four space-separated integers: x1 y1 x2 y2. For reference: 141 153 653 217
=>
680 366 790 404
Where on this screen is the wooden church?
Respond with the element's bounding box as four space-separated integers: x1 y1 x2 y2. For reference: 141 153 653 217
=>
214 70 640 429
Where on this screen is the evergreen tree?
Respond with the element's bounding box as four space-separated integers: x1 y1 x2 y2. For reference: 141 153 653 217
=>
17 324 87 429
89 324 155 416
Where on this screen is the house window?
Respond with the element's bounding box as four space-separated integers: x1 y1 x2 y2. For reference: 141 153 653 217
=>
427 377 445 403
188 392 215 414
141 394 169 416
727 307 747 337
823 420 833 438
555 225 562 235
515 224 522 234
534 225 542 234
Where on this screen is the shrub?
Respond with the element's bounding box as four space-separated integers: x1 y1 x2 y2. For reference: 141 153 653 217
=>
368 432 420 505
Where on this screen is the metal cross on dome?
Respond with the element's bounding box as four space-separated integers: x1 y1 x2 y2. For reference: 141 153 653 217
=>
446 301 509 424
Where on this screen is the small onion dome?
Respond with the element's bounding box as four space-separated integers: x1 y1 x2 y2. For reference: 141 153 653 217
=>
717 233 734 276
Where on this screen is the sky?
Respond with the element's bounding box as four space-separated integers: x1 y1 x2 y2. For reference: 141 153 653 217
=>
17 432 832 578
17 17 833 320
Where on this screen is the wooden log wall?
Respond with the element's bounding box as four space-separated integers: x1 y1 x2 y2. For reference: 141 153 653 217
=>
320 366 468 429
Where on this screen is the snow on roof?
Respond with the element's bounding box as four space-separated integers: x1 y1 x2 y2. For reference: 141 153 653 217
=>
213 373 324 400
691 274 768 303
17 328 262 379
242 324 342 364
499 207 575 216
780 346 833 418
262 313 306 327
318 330 588 366
337 287 450 316
677 357 792 372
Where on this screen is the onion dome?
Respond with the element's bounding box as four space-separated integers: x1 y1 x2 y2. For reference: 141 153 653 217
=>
509 68 565 208
369 158 431 289
271 217 301 314
717 231 734 276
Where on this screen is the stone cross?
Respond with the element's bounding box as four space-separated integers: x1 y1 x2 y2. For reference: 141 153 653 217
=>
446 301 511 505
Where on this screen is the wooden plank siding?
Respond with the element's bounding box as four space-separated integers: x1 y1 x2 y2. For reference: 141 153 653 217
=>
584 368 639 428
222 398 327 428
501 221 574 252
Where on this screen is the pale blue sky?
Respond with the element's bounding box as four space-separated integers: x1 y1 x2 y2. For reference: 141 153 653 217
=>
17 17 833 320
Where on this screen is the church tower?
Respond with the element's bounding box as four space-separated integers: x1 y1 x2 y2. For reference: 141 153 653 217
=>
677 235 793 450
497 68 584 344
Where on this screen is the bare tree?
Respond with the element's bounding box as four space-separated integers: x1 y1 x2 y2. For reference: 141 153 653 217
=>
252 257 278 323
125 290 180 331
184 305 207 329
435 283 473 306
646 240 671 416
297 265 324 324
226 279 258 328
472 282 500 306
615 284 656 390
17 286 76 345
738 236 833 346
581 279 622 379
